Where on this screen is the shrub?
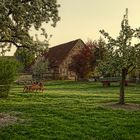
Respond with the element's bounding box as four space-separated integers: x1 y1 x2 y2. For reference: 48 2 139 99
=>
0 85 10 98
0 57 19 97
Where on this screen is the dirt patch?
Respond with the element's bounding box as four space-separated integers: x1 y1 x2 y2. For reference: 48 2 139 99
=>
0 113 19 128
104 103 140 111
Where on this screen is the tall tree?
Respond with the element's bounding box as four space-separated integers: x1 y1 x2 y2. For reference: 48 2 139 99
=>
99 9 140 104
89 38 106 78
0 0 60 54
91 38 106 66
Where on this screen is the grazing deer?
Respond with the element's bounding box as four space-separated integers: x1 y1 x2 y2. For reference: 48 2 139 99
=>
23 82 44 93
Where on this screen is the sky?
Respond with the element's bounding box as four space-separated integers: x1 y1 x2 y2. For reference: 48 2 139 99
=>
7 0 140 55
45 0 140 47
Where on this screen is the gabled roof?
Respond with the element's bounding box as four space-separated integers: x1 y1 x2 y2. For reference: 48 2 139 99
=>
45 39 85 67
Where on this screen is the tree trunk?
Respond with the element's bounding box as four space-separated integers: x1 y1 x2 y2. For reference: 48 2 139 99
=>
119 69 126 105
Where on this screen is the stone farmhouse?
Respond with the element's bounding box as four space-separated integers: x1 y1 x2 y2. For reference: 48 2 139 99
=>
44 39 86 80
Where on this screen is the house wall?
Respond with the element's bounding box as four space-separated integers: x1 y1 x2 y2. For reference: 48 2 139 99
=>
58 40 85 80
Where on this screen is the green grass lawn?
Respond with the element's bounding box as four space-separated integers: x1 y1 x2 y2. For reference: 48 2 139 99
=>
0 81 140 140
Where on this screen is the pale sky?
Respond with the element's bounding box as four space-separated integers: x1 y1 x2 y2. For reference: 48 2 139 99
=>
45 0 140 46
7 0 140 55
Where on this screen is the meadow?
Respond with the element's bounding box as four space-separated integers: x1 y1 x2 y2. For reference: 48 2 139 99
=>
0 81 140 140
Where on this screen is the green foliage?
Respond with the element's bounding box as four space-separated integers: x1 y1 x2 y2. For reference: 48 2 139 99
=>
0 0 60 54
91 38 106 76
0 57 19 84
93 37 106 61
0 57 19 97
14 48 35 72
99 9 140 76
0 85 10 97
32 56 48 80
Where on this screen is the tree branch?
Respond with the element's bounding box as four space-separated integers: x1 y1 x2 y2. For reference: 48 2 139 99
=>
127 65 135 74
0 40 30 49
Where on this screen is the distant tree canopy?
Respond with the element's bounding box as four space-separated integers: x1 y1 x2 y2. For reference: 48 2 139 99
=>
69 38 106 80
32 56 48 81
69 46 92 80
14 48 35 72
0 0 60 54
99 9 140 104
91 38 106 77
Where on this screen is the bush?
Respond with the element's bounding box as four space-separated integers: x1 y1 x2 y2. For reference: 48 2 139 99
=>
0 85 10 98
0 57 19 97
